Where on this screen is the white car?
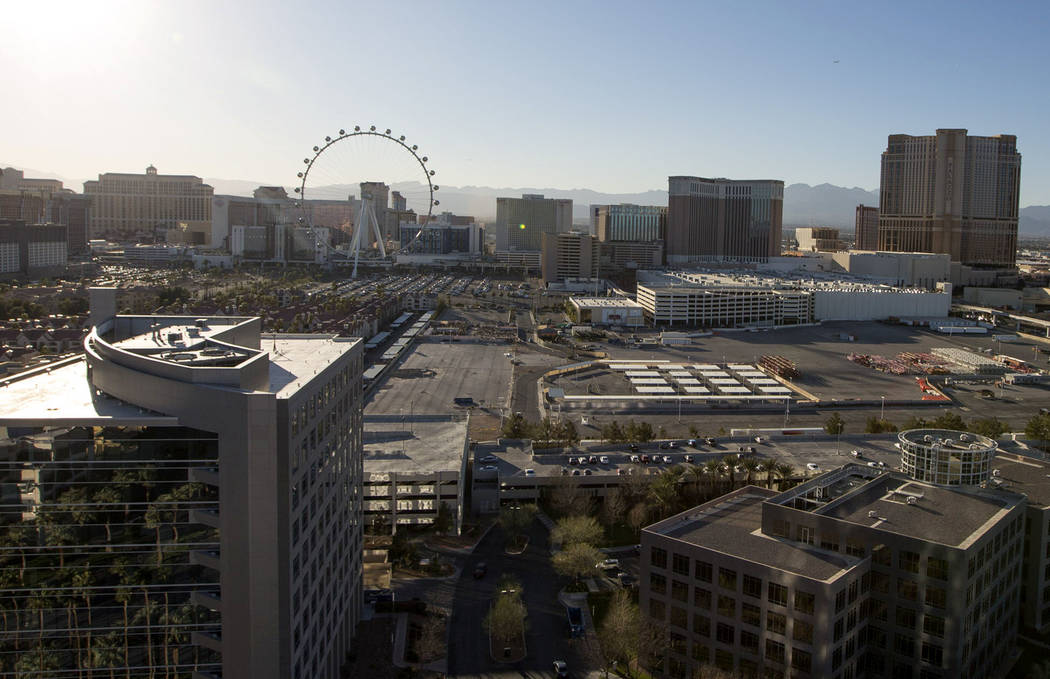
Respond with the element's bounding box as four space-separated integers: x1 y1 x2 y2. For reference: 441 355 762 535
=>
504 352 513 357
599 455 610 464
630 455 640 463
806 463 820 471
662 455 672 464
524 468 535 476
596 558 620 570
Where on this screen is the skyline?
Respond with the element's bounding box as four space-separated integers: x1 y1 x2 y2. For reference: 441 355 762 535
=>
4 1 1050 205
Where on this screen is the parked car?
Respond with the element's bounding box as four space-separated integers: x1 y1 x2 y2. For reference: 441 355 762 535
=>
806 463 820 471
599 455 610 464
571 469 580 476
618 573 637 588
867 462 880 468
704 437 716 445
584 469 592 475
629 444 639 452
553 660 569 678
479 455 498 463
687 438 697 447
640 454 651 463
684 454 694 463
597 558 620 570
524 468 535 476
850 449 862 458
662 455 672 464
630 454 640 463
479 465 498 472
568 457 578 465
473 563 487 579
588 455 598 464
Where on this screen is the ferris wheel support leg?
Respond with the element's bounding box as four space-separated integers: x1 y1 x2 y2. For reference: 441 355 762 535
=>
370 207 386 259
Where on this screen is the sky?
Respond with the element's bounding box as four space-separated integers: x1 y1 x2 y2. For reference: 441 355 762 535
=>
3 0 1049 205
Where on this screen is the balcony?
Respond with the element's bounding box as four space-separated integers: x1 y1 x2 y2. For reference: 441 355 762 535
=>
190 467 220 487
191 630 222 654
190 508 221 529
190 549 221 572
191 590 222 613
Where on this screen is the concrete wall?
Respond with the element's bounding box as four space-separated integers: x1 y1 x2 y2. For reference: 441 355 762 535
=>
813 290 950 321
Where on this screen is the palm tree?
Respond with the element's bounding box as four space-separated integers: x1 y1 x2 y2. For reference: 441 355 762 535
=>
91 631 123 679
763 456 780 489
647 468 683 519
721 455 739 492
682 464 705 503
73 567 94 668
703 459 723 499
739 458 761 487
93 486 122 547
774 463 795 490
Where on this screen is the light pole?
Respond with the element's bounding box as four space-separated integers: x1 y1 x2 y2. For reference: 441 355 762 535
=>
880 396 885 422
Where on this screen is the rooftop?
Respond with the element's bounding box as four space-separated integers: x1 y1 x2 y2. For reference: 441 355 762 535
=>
647 488 859 582
267 335 359 398
363 415 468 474
989 453 1050 509
570 297 643 308
807 467 1022 547
637 270 939 295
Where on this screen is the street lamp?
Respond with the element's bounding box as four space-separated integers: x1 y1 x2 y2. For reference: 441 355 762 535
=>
880 395 885 422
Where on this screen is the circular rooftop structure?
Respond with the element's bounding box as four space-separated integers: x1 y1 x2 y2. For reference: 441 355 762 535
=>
898 428 997 486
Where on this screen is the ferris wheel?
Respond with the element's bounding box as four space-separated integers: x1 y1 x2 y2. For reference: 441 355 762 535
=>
294 125 440 277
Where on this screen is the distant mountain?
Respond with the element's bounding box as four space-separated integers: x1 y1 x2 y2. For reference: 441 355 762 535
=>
782 183 878 229
1020 205 1050 237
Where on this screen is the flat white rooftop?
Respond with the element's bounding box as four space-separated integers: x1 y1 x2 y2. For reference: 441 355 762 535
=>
268 336 359 398
570 297 644 308
363 416 468 474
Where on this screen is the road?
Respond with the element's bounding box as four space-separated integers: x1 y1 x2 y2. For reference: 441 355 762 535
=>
447 520 601 678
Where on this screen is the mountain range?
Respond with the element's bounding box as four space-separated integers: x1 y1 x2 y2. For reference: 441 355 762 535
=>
5 164 1050 235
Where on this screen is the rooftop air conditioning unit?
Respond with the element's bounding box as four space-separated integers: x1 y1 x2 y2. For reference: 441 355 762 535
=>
992 469 1001 477
867 510 878 519
906 496 918 505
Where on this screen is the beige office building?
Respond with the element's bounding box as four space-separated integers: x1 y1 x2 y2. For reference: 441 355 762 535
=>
84 165 213 241
541 231 600 285
878 129 1021 267
497 194 573 251
666 177 784 263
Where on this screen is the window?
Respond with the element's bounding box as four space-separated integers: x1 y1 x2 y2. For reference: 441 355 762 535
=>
741 629 760 652
923 615 945 638
834 618 844 642
894 633 915 657
718 595 736 617
768 582 788 607
691 642 710 661
651 547 667 569
715 649 734 672
716 622 735 644
650 572 666 595
695 560 713 582
671 580 689 603
846 541 866 558
793 619 813 644
791 649 812 673
693 614 711 637
821 535 840 552
899 550 920 573
743 574 762 599
925 586 946 609
896 607 917 630
673 553 690 576
927 557 949 581
649 599 666 619
921 642 943 666
797 525 814 545
873 545 892 566
671 606 688 629
766 639 785 664
794 590 815 614
897 578 918 601
835 589 846 612
766 611 786 635
848 580 859 604
694 587 712 610
742 602 761 627
719 567 737 591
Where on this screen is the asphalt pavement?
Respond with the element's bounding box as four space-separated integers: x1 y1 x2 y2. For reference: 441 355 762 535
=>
447 520 601 678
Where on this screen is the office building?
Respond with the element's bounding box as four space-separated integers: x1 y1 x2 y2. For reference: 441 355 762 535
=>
601 240 664 269
795 227 843 252
569 296 645 326
1 168 90 253
592 203 666 242
640 428 1024 679
398 221 482 255
541 231 600 285
666 177 784 263
0 289 364 679
0 220 68 277
497 194 573 251
878 129 1021 267
856 205 879 251
84 165 213 242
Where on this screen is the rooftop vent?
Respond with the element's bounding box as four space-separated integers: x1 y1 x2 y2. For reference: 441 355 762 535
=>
906 496 918 505
867 510 878 518
992 469 1001 477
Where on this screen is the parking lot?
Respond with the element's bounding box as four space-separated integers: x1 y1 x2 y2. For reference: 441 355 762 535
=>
366 342 514 415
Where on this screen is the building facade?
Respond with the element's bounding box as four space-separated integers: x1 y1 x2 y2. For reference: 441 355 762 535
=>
0 220 68 276
541 231 600 284
84 165 214 242
856 205 880 251
878 129 1021 267
497 194 573 251
1 168 90 253
0 289 364 679
640 435 1025 679
666 177 784 264
592 203 666 242
796 227 843 252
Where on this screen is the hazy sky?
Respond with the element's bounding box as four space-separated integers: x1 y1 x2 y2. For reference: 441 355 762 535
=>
4 0 1049 204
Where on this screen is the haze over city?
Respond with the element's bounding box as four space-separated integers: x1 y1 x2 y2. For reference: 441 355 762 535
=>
4 0 1050 205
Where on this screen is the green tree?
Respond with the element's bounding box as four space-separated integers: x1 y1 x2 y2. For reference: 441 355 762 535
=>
551 515 603 548
932 411 967 430
484 592 526 643
598 589 641 671
501 413 531 439
739 457 761 486
94 486 122 546
556 419 580 447
1025 413 1050 450
824 412 845 435
552 542 602 584
601 421 624 444
865 416 897 433
499 504 537 549
704 458 724 495
969 417 1007 439
647 468 684 518
433 501 453 534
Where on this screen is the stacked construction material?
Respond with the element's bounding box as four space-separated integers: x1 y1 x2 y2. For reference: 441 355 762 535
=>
760 355 799 379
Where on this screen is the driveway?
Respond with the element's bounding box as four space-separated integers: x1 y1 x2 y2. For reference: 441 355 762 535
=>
447 519 602 678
